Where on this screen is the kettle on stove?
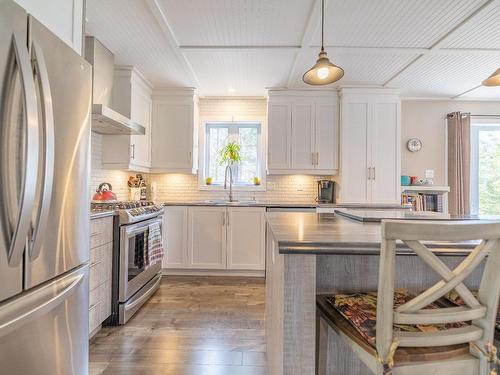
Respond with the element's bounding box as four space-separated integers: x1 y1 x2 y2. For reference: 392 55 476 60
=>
92 182 117 203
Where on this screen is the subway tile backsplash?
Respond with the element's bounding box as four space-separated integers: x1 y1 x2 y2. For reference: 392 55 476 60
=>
90 132 130 201
148 173 322 203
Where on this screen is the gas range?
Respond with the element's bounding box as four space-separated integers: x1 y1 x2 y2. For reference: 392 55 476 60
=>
91 201 164 224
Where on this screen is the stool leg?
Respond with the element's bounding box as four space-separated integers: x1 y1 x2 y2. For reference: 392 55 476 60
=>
316 312 329 375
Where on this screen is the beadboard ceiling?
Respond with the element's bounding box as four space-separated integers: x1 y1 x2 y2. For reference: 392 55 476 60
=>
85 0 500 99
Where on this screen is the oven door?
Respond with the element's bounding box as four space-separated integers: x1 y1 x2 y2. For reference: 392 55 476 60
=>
119 216 163 303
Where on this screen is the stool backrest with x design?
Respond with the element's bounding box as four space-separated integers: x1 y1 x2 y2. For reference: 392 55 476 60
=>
376 220 500 371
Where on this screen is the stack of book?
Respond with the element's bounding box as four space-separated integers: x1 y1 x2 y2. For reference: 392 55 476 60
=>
401 193 443 212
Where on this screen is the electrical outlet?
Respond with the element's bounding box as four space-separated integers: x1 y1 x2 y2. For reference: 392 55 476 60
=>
425 169 434 178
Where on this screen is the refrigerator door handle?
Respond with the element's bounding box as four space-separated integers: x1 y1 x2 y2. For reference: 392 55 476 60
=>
28 41 54 261
1 33 39 267
0 272 84 338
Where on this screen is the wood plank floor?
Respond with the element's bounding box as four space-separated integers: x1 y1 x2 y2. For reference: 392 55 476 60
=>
89 276 267 375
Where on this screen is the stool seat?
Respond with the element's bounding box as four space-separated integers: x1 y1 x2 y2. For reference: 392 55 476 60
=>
317 293 471 364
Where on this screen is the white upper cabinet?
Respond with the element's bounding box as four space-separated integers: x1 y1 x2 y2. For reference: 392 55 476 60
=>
101 67 153 172
339 89 401 204
267 90 339 175
291 102 315 170
150 89 198 174
268 103 291 170
14 0 83 54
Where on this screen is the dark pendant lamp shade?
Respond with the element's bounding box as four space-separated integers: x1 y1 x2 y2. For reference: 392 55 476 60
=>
482 68 500 86
303 0 344 86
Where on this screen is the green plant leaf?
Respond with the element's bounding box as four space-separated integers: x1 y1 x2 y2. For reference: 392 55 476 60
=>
218 142 241 165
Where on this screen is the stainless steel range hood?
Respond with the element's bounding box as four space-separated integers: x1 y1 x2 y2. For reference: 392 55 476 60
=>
84 37 145 135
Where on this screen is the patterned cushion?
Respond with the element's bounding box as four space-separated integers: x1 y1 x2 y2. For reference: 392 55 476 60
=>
327 289 468 347
444 290 500 334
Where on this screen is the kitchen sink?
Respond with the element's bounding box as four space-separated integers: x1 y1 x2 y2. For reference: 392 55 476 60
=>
203 199 259 205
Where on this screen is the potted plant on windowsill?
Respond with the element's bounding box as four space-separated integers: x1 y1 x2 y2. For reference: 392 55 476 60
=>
218 142 241 199
219 142 241 167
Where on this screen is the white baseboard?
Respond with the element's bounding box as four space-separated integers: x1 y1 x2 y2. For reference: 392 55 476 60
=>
162 269 265 277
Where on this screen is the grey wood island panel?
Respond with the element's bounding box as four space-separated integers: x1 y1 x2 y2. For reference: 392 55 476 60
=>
265 212 492 375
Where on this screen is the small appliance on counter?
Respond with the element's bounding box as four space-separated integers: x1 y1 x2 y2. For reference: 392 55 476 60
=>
317 180 335 204
92 182 117 203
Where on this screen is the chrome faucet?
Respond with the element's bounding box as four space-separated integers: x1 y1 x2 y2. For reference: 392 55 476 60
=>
224 165 234 202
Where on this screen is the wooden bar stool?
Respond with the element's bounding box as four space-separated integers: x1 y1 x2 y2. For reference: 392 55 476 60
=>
317 220 500 375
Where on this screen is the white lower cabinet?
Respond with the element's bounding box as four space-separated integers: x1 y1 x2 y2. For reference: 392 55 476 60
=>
188 207 227 269
162 206 188 269
227 207 265 270
162 206 265 272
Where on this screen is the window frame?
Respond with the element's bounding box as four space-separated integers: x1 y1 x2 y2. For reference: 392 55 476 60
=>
198 121 267 191
470 118 500 215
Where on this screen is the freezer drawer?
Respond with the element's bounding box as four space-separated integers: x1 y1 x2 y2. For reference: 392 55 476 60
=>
0 265 89 375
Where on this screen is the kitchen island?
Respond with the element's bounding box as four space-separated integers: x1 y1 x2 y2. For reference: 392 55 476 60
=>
265 212 486 375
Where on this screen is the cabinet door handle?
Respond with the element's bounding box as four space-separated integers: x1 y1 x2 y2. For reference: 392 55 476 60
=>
188 151 192 162
373 167 376 180
226 211 230 226
311 152 315 165
368 167 371 180
316 152 319 166
130 144 135 159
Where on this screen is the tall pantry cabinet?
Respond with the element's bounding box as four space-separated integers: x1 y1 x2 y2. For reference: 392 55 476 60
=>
339 89 401 204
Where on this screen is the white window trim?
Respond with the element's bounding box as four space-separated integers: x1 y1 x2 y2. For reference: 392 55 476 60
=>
198 120 267 191
470 118 500 215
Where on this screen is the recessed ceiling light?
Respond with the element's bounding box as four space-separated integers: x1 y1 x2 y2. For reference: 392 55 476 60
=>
227 88 236 93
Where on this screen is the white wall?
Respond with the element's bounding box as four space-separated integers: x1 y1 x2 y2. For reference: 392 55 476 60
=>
401 100 500 186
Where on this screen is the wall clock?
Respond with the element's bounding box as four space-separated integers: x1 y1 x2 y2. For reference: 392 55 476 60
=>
407 138 422 152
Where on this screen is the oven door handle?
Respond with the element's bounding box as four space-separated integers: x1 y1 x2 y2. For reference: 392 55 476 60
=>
124 218 162 237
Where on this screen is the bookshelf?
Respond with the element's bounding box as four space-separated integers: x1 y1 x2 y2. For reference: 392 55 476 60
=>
401 186 450 213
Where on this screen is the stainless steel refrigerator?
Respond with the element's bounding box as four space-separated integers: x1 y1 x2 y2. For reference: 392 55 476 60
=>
0 1 91 374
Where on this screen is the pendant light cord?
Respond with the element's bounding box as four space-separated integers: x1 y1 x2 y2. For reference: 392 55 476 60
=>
321 0 325 52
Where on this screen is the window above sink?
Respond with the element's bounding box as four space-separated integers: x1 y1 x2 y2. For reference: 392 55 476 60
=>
198 121 266 191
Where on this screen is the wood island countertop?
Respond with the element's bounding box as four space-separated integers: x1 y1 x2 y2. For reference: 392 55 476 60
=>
265 212 489 255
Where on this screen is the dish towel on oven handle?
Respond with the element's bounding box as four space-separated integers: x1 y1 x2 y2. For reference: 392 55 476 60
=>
147 221 163 266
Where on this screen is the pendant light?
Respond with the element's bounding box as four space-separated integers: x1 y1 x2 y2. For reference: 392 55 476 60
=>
482 68 500 86
303 0 344 85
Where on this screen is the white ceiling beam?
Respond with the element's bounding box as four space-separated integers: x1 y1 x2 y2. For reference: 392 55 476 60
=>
286 0 322 87
383 0 500 88
452 85 482 99
181 44 500 55
179 45 301 52
144 0 201 88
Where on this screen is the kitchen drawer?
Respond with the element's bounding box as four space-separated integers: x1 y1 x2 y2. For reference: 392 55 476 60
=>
89 280 112 335
90 216 113 249
89 243 112 291
99 280 111 322
90 242 112 280
89 288 101 334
